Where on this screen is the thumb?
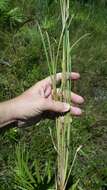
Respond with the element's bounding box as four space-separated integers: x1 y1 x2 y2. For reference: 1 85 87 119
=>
45 100 70 113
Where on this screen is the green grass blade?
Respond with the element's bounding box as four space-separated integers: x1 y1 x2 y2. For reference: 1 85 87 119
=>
38 23 52 76
69 33 90 53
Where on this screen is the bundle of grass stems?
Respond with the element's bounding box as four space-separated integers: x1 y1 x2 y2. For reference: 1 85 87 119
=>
38 0 81 189
55 1 72 189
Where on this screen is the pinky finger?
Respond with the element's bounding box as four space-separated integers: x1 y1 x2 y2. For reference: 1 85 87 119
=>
71 106 82 116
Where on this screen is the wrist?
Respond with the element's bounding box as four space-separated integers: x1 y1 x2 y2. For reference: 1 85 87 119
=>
0 98 19 128
8 97 22 121
0 98 18 123
10 95 28 121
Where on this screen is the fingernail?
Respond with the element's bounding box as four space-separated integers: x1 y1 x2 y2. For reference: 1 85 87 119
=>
63 103 70 112
79 97 84 103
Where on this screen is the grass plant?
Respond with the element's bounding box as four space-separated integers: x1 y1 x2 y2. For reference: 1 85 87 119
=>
14 144 54 190
55 1 72 189
38 1 82 190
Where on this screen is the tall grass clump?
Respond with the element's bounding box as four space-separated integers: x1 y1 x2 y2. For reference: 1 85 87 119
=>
14 144 54 190
38 0 84 189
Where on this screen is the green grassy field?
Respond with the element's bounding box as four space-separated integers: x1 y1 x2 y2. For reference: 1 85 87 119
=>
0 1 107 189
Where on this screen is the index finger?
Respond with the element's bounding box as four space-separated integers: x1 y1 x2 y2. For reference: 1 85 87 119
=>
44 72 80 85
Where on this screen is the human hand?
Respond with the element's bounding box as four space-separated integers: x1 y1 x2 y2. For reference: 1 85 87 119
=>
13 72 84 126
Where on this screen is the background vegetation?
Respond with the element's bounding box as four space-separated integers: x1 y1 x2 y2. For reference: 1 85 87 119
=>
0 0 107 189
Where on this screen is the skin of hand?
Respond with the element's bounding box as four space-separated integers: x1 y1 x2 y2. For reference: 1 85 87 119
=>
0 72 84 128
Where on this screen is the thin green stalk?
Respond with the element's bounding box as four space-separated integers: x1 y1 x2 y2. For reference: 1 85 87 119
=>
38 23 52 76
69 33 90 53
64 146 82 190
